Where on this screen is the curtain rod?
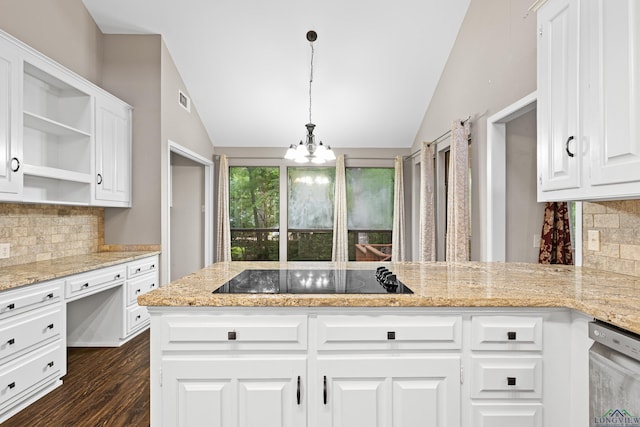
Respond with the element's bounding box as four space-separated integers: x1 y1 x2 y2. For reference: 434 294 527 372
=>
212 155 397 161
404 116 471 160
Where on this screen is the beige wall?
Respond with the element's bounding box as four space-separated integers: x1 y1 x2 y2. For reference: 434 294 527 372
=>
102 35 163 246
583 201 640 277
0 0 103 85
413 0 537 260
505 110 545 262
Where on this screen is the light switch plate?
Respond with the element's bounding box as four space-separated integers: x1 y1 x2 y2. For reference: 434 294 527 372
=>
587 230 600 251
0 243 9 259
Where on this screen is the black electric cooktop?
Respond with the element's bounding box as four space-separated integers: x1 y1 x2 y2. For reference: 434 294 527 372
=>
213 268 413 294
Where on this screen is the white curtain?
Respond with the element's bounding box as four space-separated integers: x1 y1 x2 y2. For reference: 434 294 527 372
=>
419 142 436 261
446 120 470 262
332 155 348 262
215 154 232 262
391 156 405 261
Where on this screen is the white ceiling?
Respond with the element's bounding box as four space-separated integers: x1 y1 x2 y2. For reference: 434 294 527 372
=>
82 0 470 149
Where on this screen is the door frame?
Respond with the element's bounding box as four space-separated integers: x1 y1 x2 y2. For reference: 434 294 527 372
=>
164 140 214 283
485 91 537 261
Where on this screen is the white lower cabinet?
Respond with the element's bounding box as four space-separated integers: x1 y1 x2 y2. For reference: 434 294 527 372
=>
163 357 306 427
150 308 579 427
0 279 65 423
316 356 460 427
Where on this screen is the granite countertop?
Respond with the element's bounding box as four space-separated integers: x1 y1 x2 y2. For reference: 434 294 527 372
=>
0 251 160 291
137 261 640 335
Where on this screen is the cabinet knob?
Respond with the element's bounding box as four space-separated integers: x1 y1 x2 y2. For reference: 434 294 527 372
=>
507 331 517 340
46 293 54 299
507 377 517 386
47 324 54 330
227 331 237 341
7 382 15 390
135 315 141 320
47 361 54 368
136 268 141 273
135 289 141 294
565 136 575 157
81 283 89 289
387 331 396 340
97 173 103 184
6 303 14 310
114 274 121 280
7 338 15 345
10 157 20 172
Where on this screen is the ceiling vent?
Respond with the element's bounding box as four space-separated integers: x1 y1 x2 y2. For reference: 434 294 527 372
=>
178 90 191 112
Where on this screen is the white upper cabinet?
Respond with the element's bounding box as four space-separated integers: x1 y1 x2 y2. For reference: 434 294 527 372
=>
585 0 640 189
95 96 131 206
0 37 22 196
0 29 132 206
538 0 640 201
537 0 581 194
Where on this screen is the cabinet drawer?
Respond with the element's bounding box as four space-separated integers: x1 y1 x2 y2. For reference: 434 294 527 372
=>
127 274 158 306
161 315 308 351
66 265 125 301
316 315 461 350
126 305 150 334
127 256 158 279
0 341 63 407
0 281 63 320
471 356 542 399
471 316 542 351
0 307 62 363
471 403 542 427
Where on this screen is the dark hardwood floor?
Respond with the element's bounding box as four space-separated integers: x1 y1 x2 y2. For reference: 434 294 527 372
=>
4 330 150 427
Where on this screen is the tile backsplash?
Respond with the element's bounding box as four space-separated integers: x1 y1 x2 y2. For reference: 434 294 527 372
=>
0 203 104 268
582 200 640 276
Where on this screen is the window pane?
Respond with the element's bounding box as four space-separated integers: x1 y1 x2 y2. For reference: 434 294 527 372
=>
229 167 279 229
287 231 333 261
231 231 280 261
349 231 392 261
346 168 394 230
288 168 335 229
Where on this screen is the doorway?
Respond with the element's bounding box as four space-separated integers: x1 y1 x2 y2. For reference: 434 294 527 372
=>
167 142 213 282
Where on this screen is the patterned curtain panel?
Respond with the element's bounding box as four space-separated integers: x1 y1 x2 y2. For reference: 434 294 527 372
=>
538 202 573 265
391 156 406 261
445 120 470 262
332 155 348 262
215 155 232 262
419 142 436 261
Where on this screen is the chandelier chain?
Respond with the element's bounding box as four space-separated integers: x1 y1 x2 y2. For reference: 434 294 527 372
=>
309 42 314 124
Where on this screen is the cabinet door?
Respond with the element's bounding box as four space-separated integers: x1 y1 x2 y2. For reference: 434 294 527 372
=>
0 38 22 196
317 356 460 427
586 0 640 186
95 96 131 205
537 0 581 193
163 357 306 427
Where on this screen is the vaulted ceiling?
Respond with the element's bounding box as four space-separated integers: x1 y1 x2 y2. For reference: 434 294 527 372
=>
82 0 470 149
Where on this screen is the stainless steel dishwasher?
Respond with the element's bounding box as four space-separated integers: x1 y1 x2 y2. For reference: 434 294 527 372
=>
589 320 640 427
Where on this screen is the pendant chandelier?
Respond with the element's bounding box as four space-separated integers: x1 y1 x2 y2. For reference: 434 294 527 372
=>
285 30 335 164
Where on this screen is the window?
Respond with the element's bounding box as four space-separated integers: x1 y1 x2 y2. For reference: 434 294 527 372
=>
287 167 335 261
229 166 279 260
346 167 394 261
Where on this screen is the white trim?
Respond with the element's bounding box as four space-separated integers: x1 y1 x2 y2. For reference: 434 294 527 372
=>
485 91 537 261
164 141 214 283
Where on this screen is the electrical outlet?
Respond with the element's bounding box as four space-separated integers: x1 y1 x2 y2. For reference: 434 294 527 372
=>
0 243 10 259
533 233 540 248
587 230 600 251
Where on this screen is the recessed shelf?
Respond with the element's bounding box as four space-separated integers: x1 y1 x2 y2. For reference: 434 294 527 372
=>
22 164 92 184
23 111 91 138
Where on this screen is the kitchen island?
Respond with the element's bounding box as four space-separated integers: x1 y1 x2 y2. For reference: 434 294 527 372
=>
139 261 640 427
